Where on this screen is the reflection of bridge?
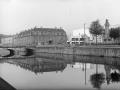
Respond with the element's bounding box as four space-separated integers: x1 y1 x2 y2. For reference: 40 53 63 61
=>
6 58 67 74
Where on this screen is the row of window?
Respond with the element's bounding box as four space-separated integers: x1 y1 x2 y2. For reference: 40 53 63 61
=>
72 38 85 41
15 31 65 38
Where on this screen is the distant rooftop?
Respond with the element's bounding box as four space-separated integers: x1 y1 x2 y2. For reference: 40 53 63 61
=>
18 27 66 35
0 34 12 38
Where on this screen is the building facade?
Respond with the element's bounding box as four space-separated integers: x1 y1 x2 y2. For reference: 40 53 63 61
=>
67 34 90 45
90 35 103 44
1 27 68 46
1 35 13 46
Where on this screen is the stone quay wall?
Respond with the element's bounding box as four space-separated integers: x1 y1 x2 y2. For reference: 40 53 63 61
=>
35 45 120 57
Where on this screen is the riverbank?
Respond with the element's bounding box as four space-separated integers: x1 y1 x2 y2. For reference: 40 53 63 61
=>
35 45 120 58
0 77 16 90
1 45 120 58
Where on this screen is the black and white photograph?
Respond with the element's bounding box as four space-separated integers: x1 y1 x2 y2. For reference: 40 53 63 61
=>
0 0 120 90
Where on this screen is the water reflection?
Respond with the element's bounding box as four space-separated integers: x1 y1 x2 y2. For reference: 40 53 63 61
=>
104 64 120 85
4 58 67 74
1 54 120 89
90 73 105 89
111 71 120 83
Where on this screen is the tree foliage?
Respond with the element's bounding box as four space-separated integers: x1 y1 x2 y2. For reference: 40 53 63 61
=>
89 20 104 36
89 20 104 44
109 27 120 40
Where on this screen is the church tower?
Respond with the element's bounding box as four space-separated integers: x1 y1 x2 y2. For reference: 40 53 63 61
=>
104 19 110 41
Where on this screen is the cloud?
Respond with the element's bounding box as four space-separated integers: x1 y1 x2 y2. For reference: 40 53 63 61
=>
73 28 90 37
1 0 120 34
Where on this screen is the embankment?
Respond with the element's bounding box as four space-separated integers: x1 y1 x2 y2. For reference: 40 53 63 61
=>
35 45 120 58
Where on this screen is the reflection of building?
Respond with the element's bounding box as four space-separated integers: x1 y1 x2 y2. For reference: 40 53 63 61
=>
1 27 67 46
72 63 93 70
104 64 120 85
6 58 67 74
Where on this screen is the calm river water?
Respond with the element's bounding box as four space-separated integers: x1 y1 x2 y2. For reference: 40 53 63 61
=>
0 54 120 90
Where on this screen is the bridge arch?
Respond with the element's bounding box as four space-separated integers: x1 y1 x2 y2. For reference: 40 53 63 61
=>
2 49 15 57
22 48 34 56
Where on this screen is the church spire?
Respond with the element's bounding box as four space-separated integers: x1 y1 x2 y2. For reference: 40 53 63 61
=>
104 19 110 41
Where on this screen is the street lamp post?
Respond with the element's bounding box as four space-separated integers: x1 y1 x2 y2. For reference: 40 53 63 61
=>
84 23 86 45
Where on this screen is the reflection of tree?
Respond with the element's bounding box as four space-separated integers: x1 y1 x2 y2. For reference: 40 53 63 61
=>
90 73 105 89
104 64 120 84
96 64 98 74
111 71 120 83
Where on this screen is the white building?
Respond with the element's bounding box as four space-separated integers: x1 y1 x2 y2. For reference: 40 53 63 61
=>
90 35 103 44
67 29 90 45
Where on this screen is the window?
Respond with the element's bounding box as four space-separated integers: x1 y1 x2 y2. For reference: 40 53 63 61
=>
55 33 57 35
104 39 106 41
108 39 111 41
61 33 64 35
39 32 41 35
72 38 76 41
57 33 59 35
80 38 85 41
48 40 53 44
76 38 78 41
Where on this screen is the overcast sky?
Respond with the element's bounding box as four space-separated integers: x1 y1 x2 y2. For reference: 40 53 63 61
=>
0 0 120 35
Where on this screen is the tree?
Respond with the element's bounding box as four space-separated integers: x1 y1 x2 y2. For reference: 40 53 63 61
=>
109 27 120 43
89 20 104 44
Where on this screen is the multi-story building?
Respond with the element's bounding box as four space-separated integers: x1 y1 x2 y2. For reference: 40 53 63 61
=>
1 27 68 46
1 35 13 46
67 34 90 45
67 29 90 45
0 34 4 44
0 34 10 45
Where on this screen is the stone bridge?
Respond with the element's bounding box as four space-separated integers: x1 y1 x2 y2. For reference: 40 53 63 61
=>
0 46 35 57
